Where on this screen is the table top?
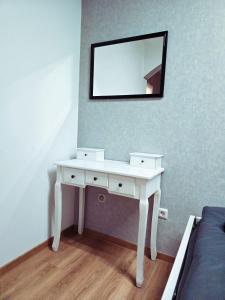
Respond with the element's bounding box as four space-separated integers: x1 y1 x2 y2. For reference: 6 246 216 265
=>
56 159 164 180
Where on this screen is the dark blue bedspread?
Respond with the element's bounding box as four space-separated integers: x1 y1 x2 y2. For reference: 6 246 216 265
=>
176 206 225 300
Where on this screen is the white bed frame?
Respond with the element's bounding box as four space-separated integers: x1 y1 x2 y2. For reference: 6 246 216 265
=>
162 215 201 300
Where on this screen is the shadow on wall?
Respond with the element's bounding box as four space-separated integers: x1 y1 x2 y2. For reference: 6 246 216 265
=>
0 50 80 267
48 168 56 238
0 56 77 232
0 0 81 267
84 186 155 249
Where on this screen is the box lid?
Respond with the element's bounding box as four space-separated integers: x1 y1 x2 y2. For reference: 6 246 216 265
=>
130 152 163 159
77 147 105 152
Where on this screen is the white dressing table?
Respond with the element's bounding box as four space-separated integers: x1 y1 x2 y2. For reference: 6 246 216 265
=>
52 149 164 287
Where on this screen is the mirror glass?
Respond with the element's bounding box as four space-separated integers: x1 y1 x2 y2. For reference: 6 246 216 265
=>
90 31 168 99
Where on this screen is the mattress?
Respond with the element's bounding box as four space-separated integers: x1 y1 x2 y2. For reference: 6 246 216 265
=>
176 206 225 300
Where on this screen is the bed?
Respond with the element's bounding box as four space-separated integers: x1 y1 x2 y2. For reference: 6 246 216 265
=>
162 206 225 300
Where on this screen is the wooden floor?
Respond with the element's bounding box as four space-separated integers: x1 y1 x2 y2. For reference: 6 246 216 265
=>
0 230 172 300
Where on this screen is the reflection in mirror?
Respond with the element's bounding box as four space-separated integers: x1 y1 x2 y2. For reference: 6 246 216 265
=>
90 31 168 99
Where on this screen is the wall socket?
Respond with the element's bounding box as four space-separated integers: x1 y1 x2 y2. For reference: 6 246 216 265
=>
158 208 168 220
97 194 106 203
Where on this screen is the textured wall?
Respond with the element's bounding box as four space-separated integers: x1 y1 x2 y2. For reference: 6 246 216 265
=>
78 0 225 256
0 0 81 266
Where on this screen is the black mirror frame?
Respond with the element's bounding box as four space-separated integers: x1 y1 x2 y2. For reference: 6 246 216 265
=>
89 31 168 100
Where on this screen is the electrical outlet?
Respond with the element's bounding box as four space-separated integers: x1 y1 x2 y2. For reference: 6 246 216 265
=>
158 208 168 220
97 194 106 203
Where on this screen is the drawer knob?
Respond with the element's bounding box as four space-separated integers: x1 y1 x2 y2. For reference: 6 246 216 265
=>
84 153 88 156
94 177 98 181
71 175 75 179
141 160 144 163
118 183 123 188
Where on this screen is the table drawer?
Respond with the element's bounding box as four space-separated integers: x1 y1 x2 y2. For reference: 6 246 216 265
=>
63 168 85 186
130 152 163 169
109 175 135 197
77 148 104 161
86 171 108 188
130 156 157 168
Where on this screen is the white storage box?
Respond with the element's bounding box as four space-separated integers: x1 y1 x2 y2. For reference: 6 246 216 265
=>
76 147 105 161
129 152 163 169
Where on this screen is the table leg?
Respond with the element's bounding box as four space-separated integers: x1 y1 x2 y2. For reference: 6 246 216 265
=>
150 189 161 260
52 181 62 251
136 197 149 288
78 187 85 234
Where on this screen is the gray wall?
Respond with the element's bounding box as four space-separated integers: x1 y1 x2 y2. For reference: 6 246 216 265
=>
78 0 225 256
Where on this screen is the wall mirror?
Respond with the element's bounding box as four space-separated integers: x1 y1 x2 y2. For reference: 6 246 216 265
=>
90 31 168 99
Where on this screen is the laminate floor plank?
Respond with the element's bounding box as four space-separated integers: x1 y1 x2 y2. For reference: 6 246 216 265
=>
0 232 172 300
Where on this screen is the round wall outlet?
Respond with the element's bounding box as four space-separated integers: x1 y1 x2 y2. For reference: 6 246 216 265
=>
98 194 106 203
